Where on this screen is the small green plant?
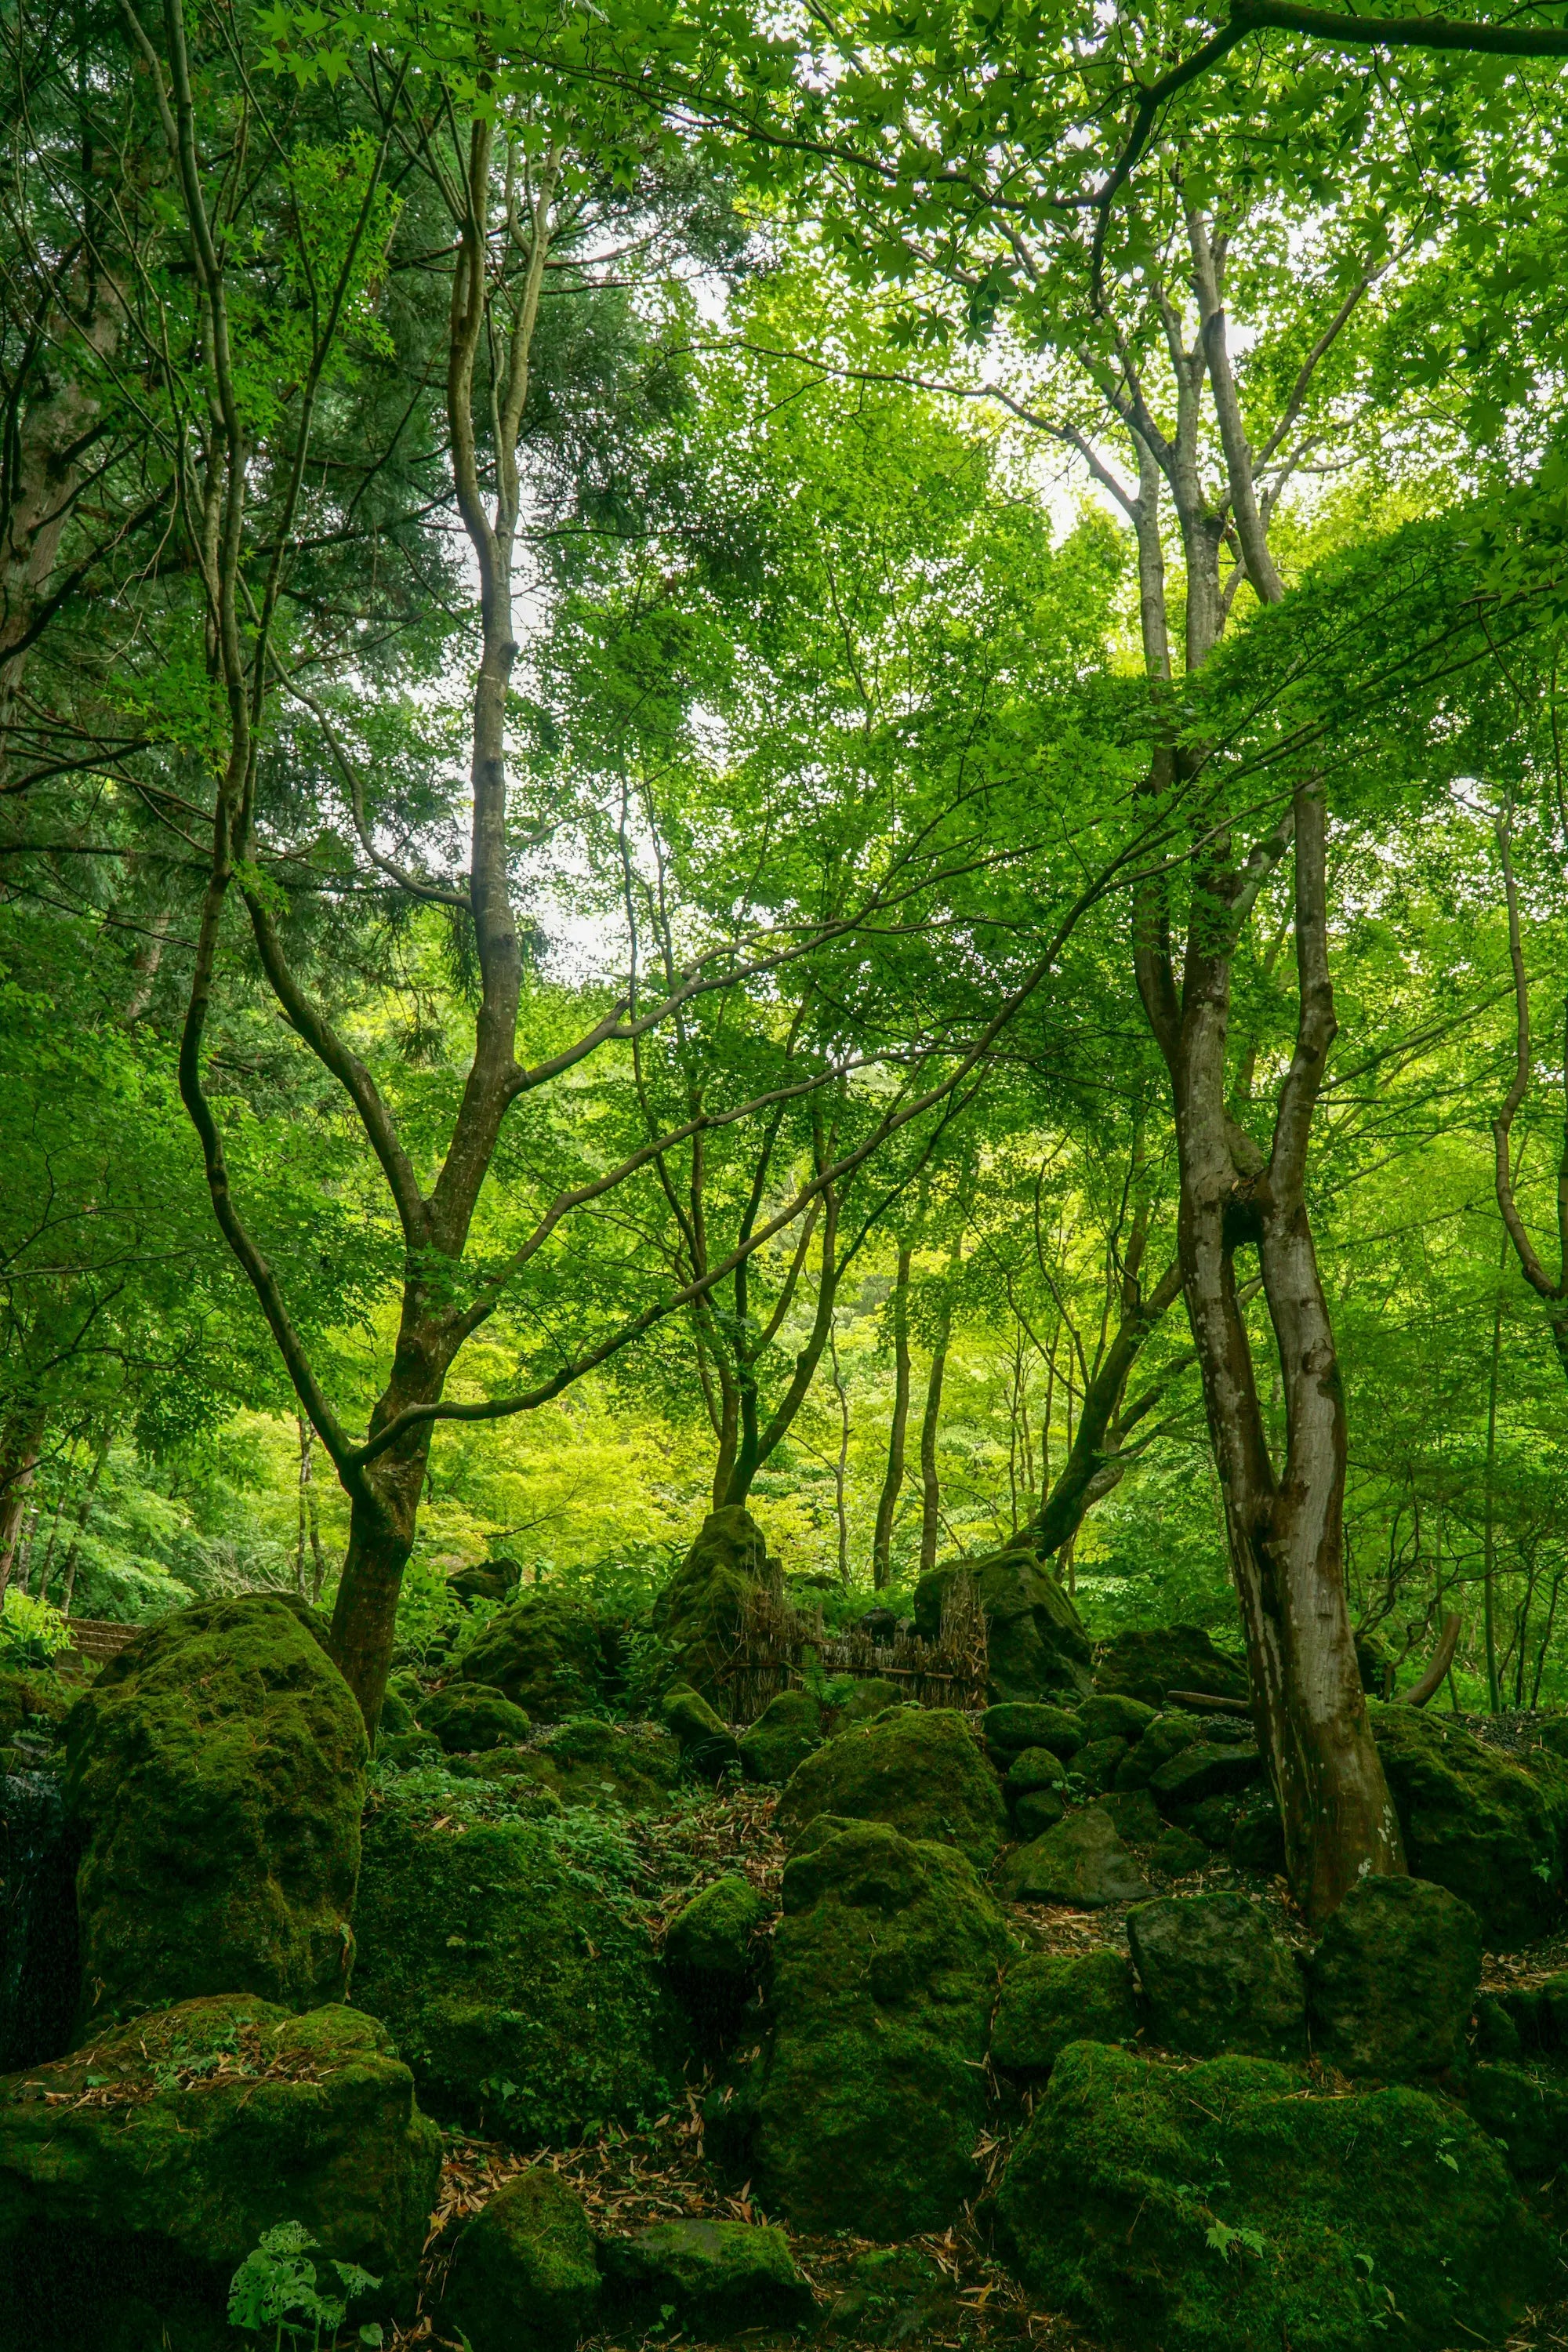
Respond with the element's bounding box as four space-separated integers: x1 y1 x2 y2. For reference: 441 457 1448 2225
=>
1204 2219 1265 2260
227 2221 383 2350
0 1591 72 1669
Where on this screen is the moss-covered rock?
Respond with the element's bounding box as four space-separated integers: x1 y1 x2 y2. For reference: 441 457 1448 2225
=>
997 2041 1550 2352
1076 1733 1128 1791
836 1677 906 1725
652 1508 779 1700
416 1684 533 1753
1102 1787 1163 1846
1468 2061 1568 2177
1307 1876 1480 2080
984 1701 1084 1759
665 1877 771 1984
63 1595 366 2038
456 1592 613 1723
0 1670 67 1748
661 1683 742 1780
1497 1969 1568 2056
999 1805 1150 1907
1127 1893 1305 2060
1368 1702 1568 1947
823 2248 953 2343
755 1820 1016 2236
990 1947 1139 2078
1228 1783 1286 1874
600 2220 813 2334
774 1707 1007 1866
0 1769 76 2074
350 1784 681 2136
1013 1788 1066 1838
1112 1708 1202 1792
916 1547 1093 1704
1094 1626 1249 1710
1006 1745 1068 1795
1148 1739 1263 1815
377 1684 417 1740
1083 1693 1158 1744
530 1717 680 1812
441 2169 599 2352
1150 1825 1208 1878
738 1689 824 1784
448 1558 522 1606
0 1994 438 2343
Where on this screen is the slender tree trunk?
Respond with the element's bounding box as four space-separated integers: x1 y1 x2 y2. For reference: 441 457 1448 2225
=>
873 1247 913 1587
53 1428 111 1613
1028 1260 1185 1560
918 1297 952 1577
1483 1250 1505 1712
0 1406 47 1604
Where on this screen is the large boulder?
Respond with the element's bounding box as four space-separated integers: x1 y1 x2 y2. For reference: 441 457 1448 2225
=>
738 1689 824 1784
1368 1700 1568 1947
416 1684 533 1754
990 1948 1140 2078
350 1784 681 2137
1112 1709 1203 1791
62 1595 366 2038
915 1546 1093 1704
456 1590 614 1722
1468 2062 1568 2177
441 2169 600 2352
998 1805 1151 1908
983 1701 1084 1760
774 1707 1007 1867
666 1877 772 1987
1127 1893 1305 2060
652 1508 780 1701
447 1557 522 1606
0 1995 439 2345
997 2041 1552 2352
600 2220 813 2335
754 1820 1016 2236
526 1717 680 1812
1094 1625 1248 1710
1307 1876 1481 2079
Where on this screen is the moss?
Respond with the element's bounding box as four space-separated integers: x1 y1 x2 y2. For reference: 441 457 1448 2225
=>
774 1705 1007 1865
983 1701 1084 1759
1468 2061 1568 2177
1368 1701 1568 1947
1148 1740 1263 1814
836 1677 906 1726
1307 1876 1480 2079
349 1783 682 2137
738 1688 824 1784
1075 1733 1128 1790
1094 1626 1248 1710
990 1947 1139 2078
1150 1826 1207 1878
652 1508 779 1700
0 1670 67 1746
998 2041 1552 2352
999 1805 1150 1907
1102 1787 1163 1846
1082 1693 1158 1744
601 2219 813 2333
661 1683 742 1779
62 1595 366 2037
1113 1709 1202 1791
1006 1745 1068 1795
525 1717 681 1812
1127 1893 1305 2060
666 1877 771 1982
416 1684 533 1753
916 1548 1092 1704
756 1820 1017 2236
0 1994 439 2334
441 2169 600 2352
456 1592 612 1722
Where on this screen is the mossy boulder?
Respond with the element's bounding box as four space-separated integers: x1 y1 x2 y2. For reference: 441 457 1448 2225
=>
1368 1701 1568 1947
1113 1708 1202 1791
1095 1626 1249 1711
661 1683 742 1780
1307 1876 1480 2080
836 1677 906 1725
916 1546 1093 1704
666 1877 772 1994
1228 1783 1286 1874
1150 1825 1208 1878
652 1508 779 1700
755 1820 1016 2236
1082 1693 1158 1744
441 2169 600 2352
774 1707 1007 1866
1148 1739 1264 1816
984 1701 1084 1760
738 1689 824 1784
1127 1893 1305 2060
62 1595 366 2037
997 2041 1551 2352
1013 1788 1066 1838
448 1558 522 1606
1102 1787 1163 1846
990 1948 1140 2078
1468 2062 1568 2177
1075 1733 1128 1791
456 1592 613 1723
600 2220 813 2334
1006 1745 1068 1795
530 1717 680 1812
350 1784 681 2136
416 1684 533 1754
1496 1968 1568 2056
0 1995 438 2343
999 1805 1151 1907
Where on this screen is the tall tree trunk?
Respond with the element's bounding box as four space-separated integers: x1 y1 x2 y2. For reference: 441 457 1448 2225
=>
0 1406 47 1604
872 1247 913 1587
918 1296 952 1577
53 1427 111 1613
1028 1260 1185 1560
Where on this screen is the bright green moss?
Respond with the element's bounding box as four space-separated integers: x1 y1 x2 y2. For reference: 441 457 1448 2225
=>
773 1706 1007 1864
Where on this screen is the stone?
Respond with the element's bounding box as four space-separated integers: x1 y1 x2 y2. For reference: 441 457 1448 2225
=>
738 1688 824 1784
1499 1970 1568 2056
652 1507 779 1700
62 1595 365 2038
824 2248 952 2343
1368 1700 1568 1947
1185 1795 1242 1847
835 1677 906 1725
1074 1735 1128 1791
1307 1875 1481 2078
1150 1826 1208 1878
1113 1709 1203 1791
0 1770 76 2073
665 1877 771 1983
916 1546 1093 1703
1356 1630 1397 1700
984 1701 1085 1759
1468 2063 1568 2178
416 1684 533 1754
990 1947 1139 2077
1082 1693 1157 1745
600 2219 813 2334
457 1591 613 1723
1149 1740 1263 1814
1101 1787 1163 1846
774 1706 1007 1867
1094 1624 1249 1711
1472 1994 1522 2062
661 1684 742 1780
378 1684 416 1740
754 1820 1015 2236
855 1607 900 1642
1012 1788 1066 1838
530 1717 680 1812
442 2169 600 2352
999 1806 1151 1907
0 1995 439 2339
996 2041 1552 2352
1006 1745 1067 1795
448 1558 523 1606
350 1782 679 2137
1228 1782 1286 1874
1128 1893 1305 2060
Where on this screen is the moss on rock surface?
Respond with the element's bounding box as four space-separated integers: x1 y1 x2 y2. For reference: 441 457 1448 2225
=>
441 2169 600 2352
456 1592 614 1722
1307 1876 1480 2079
1094 1626 1248 1710
998 1805 1150 1907
916 1548 1093 1704
755 1820 1016 2236
350 1784 681 2136
997 2041 1551 2352
652 1508 779 1700
1127 1893 1305 2060
666 1876 771 1983
1368 1701 1568 1947
600 2219 813 2334
773 1707 1007 1865
0 1994 438 2346
990 1948 1139 2078
416 1684 534 1753
63 1595 366 2037
738 1689 824 1784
